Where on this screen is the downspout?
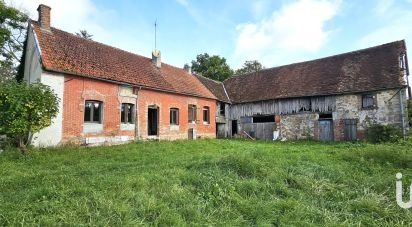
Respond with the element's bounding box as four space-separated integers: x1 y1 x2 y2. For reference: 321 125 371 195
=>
135 86 142 141
399 89 406 140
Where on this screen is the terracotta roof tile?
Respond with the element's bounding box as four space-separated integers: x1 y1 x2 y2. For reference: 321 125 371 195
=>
195 75 230 103
31 21 216 99
224 40 407 103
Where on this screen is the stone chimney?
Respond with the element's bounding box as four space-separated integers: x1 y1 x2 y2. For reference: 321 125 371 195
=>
183 64 191 74
152 49 161 68
37 4 51 31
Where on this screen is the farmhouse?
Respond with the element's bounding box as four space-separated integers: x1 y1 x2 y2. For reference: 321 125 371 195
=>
23 4 410 146
24 5 217 146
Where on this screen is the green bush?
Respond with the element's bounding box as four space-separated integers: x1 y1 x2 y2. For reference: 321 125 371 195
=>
0 80 59 149
366 123 402 143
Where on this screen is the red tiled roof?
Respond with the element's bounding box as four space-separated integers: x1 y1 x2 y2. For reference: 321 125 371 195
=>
31 21 216 99
195 74 230 103
224 40 407 103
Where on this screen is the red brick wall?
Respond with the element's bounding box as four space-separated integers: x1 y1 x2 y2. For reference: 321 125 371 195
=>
62 75 216 143
63 76 135 143
137 89 216 140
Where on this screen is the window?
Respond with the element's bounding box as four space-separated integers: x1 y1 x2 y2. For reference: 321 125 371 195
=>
84 100 102 123
121 103 134 124
219 103 225 116
188 105 197 123
253 115 275 123
170 108 179 125
203 106 210 124
362 94 376 109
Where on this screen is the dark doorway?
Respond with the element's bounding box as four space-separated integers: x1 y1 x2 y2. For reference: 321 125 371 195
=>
319 120 333 141
148 107 158 136
232 120 238 136
253 115 275 123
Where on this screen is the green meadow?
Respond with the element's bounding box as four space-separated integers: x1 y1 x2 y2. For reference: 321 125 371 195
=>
1 139 411 226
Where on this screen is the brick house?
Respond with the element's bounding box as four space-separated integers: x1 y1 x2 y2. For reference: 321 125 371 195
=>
24 4 409 145
24 5 217 146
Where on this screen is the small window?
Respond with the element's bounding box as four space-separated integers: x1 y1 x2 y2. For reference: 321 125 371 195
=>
84 100 102 123
188 105 197 123
253 115 275 123
203 106 210 124
170 108 179 125
219 103 225 116
362 94 376 109
121 103 134 124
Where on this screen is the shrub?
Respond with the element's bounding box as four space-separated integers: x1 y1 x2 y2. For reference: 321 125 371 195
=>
366 123 402 143
0 80 59 150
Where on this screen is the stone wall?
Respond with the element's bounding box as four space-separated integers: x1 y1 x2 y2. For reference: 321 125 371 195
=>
234 88 409 141
279 113 318 139
334 88 409 139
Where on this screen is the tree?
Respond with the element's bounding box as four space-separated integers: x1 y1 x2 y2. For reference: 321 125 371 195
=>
0 80 59 151
235 60 264 75
75 30 93 40
191 53 233 81
0 1 28 81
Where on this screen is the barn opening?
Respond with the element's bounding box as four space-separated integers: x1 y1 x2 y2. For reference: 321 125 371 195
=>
252 115 275 123
318 113 333 141
232 120 238 136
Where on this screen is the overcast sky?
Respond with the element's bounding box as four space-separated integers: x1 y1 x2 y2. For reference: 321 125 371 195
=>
6 0 412 73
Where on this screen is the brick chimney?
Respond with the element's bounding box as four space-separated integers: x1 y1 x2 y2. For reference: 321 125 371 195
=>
152 49 161 68
37 4 51 30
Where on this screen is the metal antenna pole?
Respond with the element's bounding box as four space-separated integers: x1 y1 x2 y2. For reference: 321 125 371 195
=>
154 19 157 50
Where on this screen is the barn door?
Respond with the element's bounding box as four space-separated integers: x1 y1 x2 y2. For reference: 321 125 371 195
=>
344 119 357 141
216 123 226 138
319 120 333 141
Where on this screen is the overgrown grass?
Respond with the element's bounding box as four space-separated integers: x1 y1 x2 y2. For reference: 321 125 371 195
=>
0 139 411 226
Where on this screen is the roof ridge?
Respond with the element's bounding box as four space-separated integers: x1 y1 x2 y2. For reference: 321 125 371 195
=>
37 21 197 75
195 74 224 85
225 40 405 81
32 20 153 62
30 20 217 100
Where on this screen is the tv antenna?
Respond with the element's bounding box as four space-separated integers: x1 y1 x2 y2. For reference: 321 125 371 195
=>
154 19 158 50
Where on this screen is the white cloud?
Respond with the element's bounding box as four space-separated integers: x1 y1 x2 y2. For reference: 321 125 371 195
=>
4 0 157 59
175 0 204 25
360 0 412 47
233 0 340 67
374 0 395 15
251 0 271 19
359 0 412 89
5 0 114 44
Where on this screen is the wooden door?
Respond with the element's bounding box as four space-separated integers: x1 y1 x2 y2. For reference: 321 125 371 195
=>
344 119 357 141
319 120 333 141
